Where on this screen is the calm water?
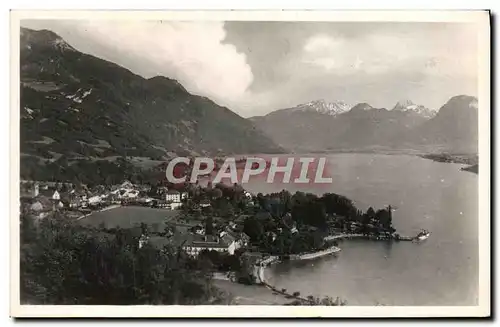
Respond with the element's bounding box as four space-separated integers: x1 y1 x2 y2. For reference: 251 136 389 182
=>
242 153 479 306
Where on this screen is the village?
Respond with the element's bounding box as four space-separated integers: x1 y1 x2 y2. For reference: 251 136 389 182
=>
19 179 256 262
20 179 193 217
19 175 406 293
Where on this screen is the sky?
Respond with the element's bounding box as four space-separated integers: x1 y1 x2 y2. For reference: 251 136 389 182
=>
21 20 479 117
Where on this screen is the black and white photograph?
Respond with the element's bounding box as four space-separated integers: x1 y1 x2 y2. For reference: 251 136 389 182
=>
10 10 490 318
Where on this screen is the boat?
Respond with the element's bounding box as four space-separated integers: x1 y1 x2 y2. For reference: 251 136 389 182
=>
415 229 431 241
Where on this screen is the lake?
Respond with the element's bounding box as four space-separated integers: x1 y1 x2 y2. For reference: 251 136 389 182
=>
242 153 479 306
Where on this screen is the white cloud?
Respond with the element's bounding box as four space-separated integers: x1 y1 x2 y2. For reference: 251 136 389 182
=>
301 26 478 78
21 20 479 116
22 20 254 110
303 34 343 53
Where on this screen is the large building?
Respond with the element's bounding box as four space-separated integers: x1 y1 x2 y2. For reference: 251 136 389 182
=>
165 190 188 203
165 190 180 203
182 234 236 257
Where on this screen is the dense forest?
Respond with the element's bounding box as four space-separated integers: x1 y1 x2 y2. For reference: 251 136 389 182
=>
20 213 229 305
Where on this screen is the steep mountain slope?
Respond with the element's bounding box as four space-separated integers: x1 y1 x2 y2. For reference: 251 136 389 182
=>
410 95 478 153
20 28 283 182
250 110 337 152
328 103 429 150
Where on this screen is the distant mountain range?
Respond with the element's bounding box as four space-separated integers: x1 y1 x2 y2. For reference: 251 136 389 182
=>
251 96 477 153
392 100 436 119
19 28 283 182
280 99 351 116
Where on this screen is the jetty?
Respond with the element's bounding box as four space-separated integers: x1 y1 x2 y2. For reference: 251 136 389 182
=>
289 246 341 261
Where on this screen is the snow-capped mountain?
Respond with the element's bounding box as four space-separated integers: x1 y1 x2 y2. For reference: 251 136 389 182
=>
392 100 436 119
289 99 351 116
349 103 374 112
251 95 477 153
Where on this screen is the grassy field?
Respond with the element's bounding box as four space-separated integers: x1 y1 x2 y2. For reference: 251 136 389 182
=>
79 206 180 228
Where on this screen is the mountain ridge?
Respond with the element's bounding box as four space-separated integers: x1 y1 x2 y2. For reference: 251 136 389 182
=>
20 27 284 183
251 96 477 153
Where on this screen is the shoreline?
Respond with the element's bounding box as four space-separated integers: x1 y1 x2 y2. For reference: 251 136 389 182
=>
252 245 342 303
252 232 418 304
418 153 479 174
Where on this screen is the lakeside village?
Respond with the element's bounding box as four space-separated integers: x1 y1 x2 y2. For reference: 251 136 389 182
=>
20 176 409 289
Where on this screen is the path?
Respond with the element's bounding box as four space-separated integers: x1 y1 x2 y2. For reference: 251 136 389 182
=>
76 204 121 221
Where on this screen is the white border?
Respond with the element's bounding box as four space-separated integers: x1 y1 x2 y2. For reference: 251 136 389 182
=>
9 9 491 318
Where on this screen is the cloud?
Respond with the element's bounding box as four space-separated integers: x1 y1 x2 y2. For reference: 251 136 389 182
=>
300 26 478 79
21 20 254 110
22 20 479 117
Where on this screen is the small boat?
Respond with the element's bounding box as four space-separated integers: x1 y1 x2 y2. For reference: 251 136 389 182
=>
415 229 431 241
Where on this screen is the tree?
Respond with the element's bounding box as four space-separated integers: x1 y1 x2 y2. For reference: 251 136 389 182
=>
243 216 264 243
140 223 149 235
20 216 225 305
205 216 214 236
211 188 223 199
366 207 376 219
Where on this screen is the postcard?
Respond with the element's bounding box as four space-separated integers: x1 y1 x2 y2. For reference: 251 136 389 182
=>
10 9 490 318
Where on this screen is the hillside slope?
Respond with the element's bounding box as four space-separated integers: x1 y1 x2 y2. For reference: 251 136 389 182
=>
20 27 283 182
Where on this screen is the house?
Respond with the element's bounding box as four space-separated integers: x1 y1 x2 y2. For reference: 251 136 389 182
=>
199 199 211 208
88 195 101 205
111 188 139 199
52 190 60 201
28 197 54 219
126 190 140 198
165 190 181 203
121 180 134 189
68 197 82 209
107 193 121 204
183 234 236 257
222 226 249 249
20 183 39 198
221 232 237 249
30 201 44 212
